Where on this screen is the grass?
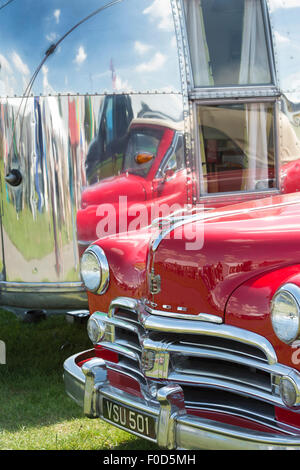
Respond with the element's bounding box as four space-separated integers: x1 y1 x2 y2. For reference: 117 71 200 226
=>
0 309 159 450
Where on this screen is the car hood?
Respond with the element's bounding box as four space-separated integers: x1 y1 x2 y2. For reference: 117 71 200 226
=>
148 192 300 321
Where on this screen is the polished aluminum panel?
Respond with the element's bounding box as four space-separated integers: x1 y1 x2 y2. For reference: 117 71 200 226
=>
0 91 183 307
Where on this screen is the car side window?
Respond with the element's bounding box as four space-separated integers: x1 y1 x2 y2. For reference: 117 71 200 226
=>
163 134 185 175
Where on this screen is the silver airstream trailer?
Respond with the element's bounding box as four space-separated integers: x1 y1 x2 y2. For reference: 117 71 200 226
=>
0 0 300 315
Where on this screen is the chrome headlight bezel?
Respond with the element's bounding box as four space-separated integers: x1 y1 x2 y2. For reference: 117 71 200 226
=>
80 245 109 294
271 283 300 345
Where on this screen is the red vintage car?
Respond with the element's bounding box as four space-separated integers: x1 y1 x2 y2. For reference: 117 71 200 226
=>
77 110 300 258
64 190 300 449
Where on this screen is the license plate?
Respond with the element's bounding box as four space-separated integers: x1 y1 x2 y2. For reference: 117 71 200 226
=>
102 398 156 440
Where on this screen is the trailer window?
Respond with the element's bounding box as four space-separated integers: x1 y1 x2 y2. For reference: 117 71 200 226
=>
197 102 275 194
184 0 272 87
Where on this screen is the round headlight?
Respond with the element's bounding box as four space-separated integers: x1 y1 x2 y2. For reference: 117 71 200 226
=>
280 376 298 407
80 245 109 294
271 284 300 344
87 313 106 344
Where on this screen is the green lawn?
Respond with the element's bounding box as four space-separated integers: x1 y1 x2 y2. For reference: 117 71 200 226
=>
0 309 158 450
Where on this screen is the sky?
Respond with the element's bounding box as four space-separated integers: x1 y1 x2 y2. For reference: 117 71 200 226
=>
267 0 300 100
0 0 300 101
0 0 181 97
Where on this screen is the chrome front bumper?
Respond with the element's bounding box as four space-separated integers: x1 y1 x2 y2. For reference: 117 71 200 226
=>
64 351 300 450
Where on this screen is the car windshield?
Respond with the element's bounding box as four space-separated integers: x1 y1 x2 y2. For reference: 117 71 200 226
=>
122 127 164 177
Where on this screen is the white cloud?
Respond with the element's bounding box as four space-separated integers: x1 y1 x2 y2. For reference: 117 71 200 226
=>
134 41 152 55
114 75 131 91
136 52 166 73
143 0 174 31
274 30 290 44
42 65 55 94
74 46 87 65
54 9 61 23
0 54 15 96
42 65 49 90
269 0 300 11
11 52 30 76
283 71 300 91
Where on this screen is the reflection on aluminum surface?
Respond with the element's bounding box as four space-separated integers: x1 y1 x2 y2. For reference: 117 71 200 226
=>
0 0 180 97
268 0 300 99
0 0 300 312
0 92 183 300
0 0 182 309
267 1 300 194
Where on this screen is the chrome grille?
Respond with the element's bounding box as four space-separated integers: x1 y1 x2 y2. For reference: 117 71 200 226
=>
172 356 271 392
179 336 268 362
98 297 295 425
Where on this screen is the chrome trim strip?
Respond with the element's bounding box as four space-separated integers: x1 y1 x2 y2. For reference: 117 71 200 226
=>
198 189 280 201
108 297 138 317
157 384 186 448
263 0 278 86
106 362 146 383
0 281 85 292
189 86 280 100
151 198 300 252
104 315 141 335
175 415 300 450
172 0 196 205
142 314 277 365
184 402 295 435
82 357 109 418
63 351 88 407
167 371 281 407
145 306 223 324
165 343 289 376
99 341 140 363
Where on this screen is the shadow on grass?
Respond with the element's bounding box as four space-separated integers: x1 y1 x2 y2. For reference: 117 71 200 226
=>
113 440 159 451
0 309 90 431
